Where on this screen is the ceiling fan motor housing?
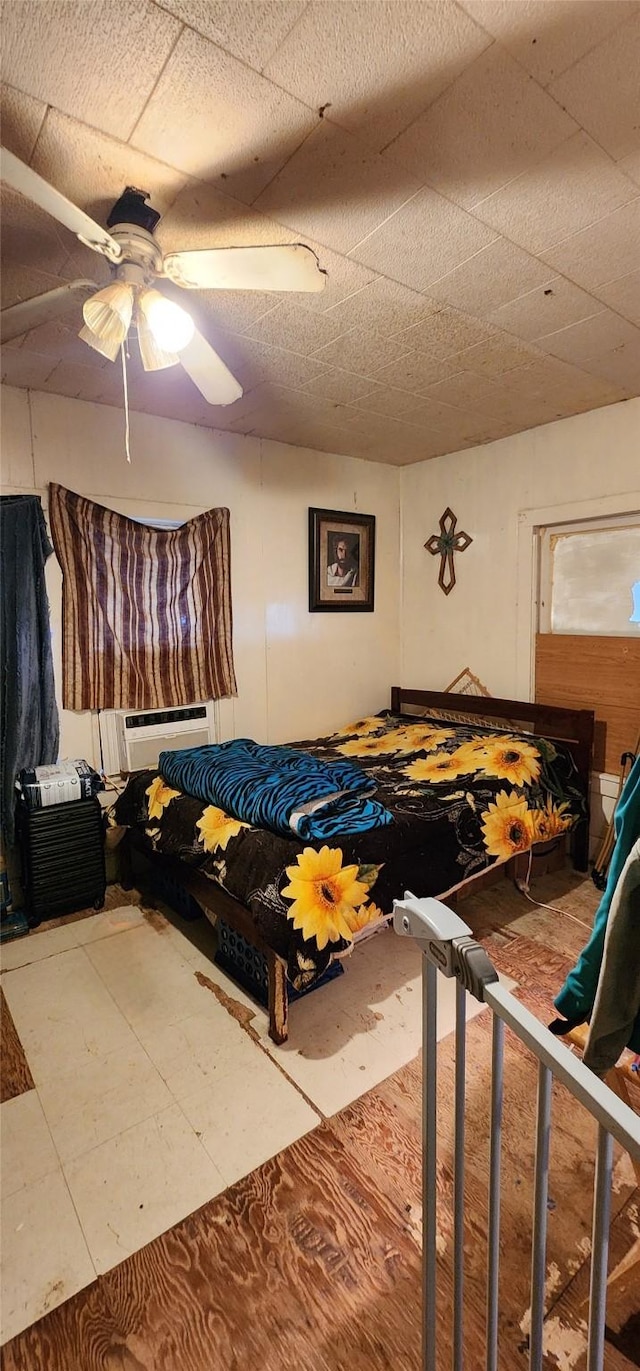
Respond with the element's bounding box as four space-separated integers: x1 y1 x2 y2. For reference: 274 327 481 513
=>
108 224 164 285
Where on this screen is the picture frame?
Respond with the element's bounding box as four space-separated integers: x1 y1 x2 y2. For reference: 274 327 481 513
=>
308 507 375 613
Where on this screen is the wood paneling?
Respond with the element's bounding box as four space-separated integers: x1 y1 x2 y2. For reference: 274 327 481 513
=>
0 986 34 1103
535 634 640 774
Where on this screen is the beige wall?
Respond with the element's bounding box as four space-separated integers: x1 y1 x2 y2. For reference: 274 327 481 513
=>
3 383 638 781
400 397 640 703
0 385 401 768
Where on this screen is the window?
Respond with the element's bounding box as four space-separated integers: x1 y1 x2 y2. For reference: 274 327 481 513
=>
539 515 640 636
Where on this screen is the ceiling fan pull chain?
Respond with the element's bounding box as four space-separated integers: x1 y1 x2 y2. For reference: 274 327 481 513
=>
120 340 132 464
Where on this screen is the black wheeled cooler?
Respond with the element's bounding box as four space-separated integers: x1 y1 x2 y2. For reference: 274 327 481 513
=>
16 797 107 923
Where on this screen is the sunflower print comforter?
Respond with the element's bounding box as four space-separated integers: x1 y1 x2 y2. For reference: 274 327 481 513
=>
114 712 587 992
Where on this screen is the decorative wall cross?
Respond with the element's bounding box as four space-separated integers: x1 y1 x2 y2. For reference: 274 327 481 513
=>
424 507 473 596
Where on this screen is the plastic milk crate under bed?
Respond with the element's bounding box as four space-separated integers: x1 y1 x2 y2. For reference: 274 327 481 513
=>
148 865 344 1009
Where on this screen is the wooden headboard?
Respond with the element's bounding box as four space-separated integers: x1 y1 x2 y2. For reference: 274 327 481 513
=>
390 687 595 870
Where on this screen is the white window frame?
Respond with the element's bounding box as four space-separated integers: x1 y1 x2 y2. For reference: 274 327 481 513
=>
537 512 640 634
514 491 640 701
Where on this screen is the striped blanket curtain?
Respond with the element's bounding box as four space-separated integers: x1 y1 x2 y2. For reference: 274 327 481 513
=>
49 484 237 711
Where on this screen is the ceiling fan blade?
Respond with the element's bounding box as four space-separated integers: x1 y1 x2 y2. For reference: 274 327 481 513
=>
0 279 98 342
180 328 243 406
1 147 121 262
163 244 326 294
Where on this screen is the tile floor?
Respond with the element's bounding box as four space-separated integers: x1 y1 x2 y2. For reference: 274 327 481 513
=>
0 899 512 1343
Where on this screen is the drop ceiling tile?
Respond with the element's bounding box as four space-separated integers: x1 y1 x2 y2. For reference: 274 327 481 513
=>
540 199 640 290
311 327 412 377
535 311 640 365
32 111 189 228
393 306 498 358
449 333 542 377
505 355 627 408
388 44 577 208
299 369 376 404
229 336 330 390
427 237 552 314
1 189 70 281
547 371 630 408
38 358 124 405
243 301 353 354
322 278 436 337
367 351 461 393
288 239 377 313
592 269 640 326
190 291 281 336
397 396 476 430
487 276 602 340
0 264 66 312
618 149 640 188
349 187 498 291
422 370 505 415
0 82 46 162
158 180 297 254
472 132 639 254
501 353 585 398
263 0 491 150
458 1 639 86
548 13 640 161
576 336 640 393
351 385 429 419
254 121 422 255
132 26 317 201
0 0 181 141
157 0 307 69
1 347 58 391
20 321 111 371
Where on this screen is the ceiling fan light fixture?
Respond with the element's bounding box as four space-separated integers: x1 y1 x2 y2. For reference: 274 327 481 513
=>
78 322 122 362
139 287 194 354
82 280 134 353
136 303 179 372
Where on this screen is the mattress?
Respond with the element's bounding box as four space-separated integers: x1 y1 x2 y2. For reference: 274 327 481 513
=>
114 710 587 991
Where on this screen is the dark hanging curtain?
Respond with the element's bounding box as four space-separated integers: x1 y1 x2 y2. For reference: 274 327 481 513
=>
0 496 59 845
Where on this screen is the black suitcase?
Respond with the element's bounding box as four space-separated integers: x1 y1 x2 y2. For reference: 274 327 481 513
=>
16 797 107 923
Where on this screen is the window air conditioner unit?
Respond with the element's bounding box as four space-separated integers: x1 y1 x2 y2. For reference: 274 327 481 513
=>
99 703 218 776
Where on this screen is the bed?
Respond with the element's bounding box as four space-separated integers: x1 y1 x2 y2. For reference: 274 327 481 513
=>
114 688 595 1043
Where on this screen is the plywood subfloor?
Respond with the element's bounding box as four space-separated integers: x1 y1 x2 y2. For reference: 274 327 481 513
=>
0 987 34 1103
2 872 639 1370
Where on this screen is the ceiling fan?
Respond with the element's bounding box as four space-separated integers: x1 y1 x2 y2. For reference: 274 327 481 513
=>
0 148 326 406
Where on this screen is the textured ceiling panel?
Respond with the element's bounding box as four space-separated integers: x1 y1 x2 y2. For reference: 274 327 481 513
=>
29 109 190 237
592 270 640 327
535 311 640 367
348 186 498 290
0 83 47 164
459 1 639 86
426 238 553 315
486 277 605 340
254 121 423 254
388 44 578 207
548 13 640 161
155 0 307 69
540 199 640 291
0 1 181 140
471 131 639 255
131 26 317 199
1 0 638 463
263 0 491 149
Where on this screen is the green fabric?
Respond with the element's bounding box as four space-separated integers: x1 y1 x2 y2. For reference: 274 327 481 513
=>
554 755 640 1052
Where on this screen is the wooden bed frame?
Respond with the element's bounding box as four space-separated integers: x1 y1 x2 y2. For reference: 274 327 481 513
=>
121 688 595 1046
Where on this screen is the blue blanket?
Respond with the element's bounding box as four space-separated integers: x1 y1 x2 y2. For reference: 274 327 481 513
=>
159 739 393 839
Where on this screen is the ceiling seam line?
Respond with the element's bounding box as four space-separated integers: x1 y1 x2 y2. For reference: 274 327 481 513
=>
27 102 50 166
125 22 186 145
147 2 321 117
